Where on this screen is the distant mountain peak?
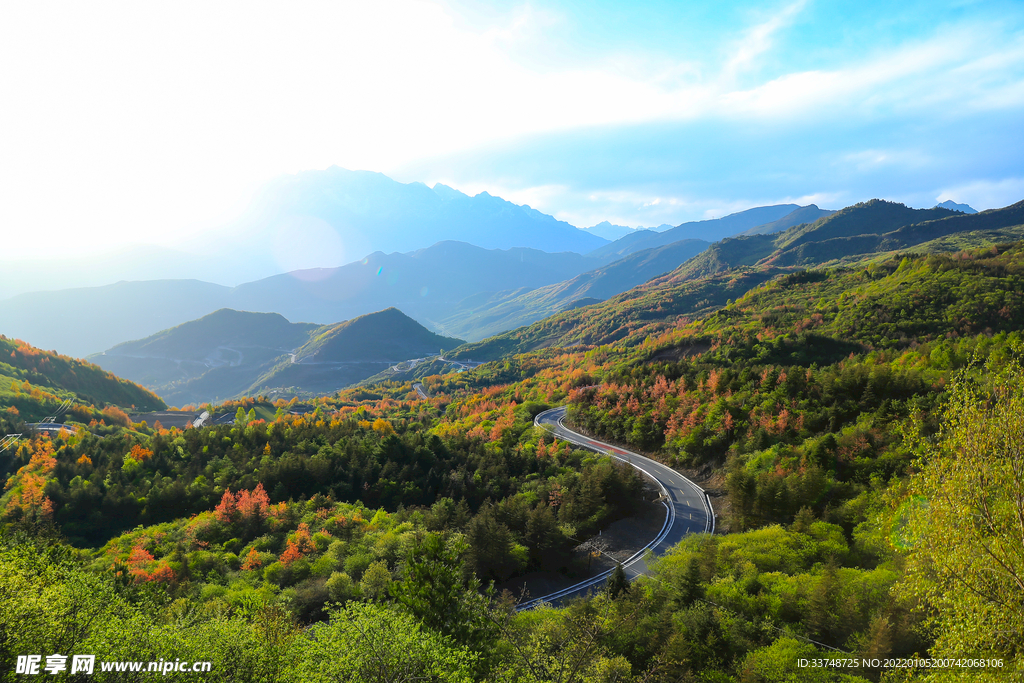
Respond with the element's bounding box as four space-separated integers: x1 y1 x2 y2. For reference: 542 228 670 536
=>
934 200 978 214
431 183 468 201
237 167 608 273
583 221 643 241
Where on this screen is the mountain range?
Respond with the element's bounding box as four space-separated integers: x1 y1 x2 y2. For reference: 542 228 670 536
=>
2 201 832 357
0 163 992 398
0 167 608 298
449 198 1024 361
581 221 672 241
214 167 610 281
77 196 1019 404
736 204 836 236
585 204 823 260
935 200 978 213
0 243 600 358
674 199 1018 280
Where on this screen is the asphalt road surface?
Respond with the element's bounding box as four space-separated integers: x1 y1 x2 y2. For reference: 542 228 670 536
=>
519 406 714 609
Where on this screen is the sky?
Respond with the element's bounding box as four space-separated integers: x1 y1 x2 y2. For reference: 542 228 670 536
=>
2 0 1023 262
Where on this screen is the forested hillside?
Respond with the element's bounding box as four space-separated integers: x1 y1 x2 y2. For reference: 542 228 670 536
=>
450 200 1024 362
0 336 165 423
676 198 1023 280
3 243 1024 680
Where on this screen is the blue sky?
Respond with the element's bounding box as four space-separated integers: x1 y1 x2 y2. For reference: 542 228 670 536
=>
1 0 1023 259
401 0 1024 226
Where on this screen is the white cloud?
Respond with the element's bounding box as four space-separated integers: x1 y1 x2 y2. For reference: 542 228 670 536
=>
840 148 933 171
719 25 1024 120
779 191 844 208
723 0 808 80
0 1 1021 257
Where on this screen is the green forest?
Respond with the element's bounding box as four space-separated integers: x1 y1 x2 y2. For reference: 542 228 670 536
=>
3 244 1024 681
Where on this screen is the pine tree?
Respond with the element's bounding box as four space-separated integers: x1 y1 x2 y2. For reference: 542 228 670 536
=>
607 562 629 598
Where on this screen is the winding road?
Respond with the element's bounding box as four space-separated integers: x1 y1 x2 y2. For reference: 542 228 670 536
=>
519 406 714 609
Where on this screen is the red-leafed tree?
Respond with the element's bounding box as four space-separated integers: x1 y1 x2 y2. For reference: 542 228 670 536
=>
241 546 262 571
279 541 304 566
214 489 237 523
237 483 269 523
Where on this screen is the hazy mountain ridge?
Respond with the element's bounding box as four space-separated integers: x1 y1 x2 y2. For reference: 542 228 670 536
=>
102 309 318 362
773 200 955 251
582 221 644 241
673 199 967 281
737 204 835 236
3 198 1008 366
935 200 977 213
238 167 608 261
0 168 608 298
438 238 711 341
294 307 463 363
587 204 801 260
0 280 234 361
0 196 797 358
90 309 325 406
225 241 605 330
0 242 602 358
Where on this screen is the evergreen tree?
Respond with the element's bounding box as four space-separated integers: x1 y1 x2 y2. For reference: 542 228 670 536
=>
389 533 496 674
606 562 629 598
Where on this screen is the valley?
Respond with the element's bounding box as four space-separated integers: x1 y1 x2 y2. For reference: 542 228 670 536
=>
4 206 1024 679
